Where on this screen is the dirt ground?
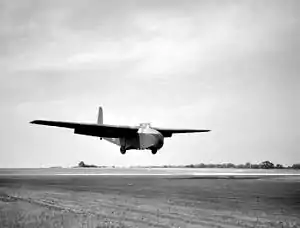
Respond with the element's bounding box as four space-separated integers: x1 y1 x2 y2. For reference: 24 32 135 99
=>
0 170 299 227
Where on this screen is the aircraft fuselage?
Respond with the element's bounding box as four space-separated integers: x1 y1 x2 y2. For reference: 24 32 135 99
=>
103 123 164 154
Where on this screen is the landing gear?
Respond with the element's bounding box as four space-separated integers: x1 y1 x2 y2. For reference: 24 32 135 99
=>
120 147 126 154
151 148 157 155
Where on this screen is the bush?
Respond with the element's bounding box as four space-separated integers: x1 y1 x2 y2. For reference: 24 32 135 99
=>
292 164 300 169
260 161 274 169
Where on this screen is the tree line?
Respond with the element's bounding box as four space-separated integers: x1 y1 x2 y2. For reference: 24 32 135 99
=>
184 161 300 169
75 160 300 169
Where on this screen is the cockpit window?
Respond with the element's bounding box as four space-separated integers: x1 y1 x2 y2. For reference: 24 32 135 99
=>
139 123 151 128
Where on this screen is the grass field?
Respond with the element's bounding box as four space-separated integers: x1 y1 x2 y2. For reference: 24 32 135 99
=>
0 169 299 227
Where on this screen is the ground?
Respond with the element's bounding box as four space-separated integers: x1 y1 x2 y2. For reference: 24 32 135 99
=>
0 168 299 228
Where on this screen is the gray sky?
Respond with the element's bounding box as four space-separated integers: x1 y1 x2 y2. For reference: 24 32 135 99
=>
0 0 299 168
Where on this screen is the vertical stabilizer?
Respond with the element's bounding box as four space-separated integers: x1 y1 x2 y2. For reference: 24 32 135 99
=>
97 107 103 125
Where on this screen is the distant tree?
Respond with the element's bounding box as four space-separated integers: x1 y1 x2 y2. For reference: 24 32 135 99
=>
207 164 217 168
78 161 85 167
260 161 274 169
250 164 260 169
219 163 226 168
78 161 97 168
226 163 236 168
218 163 234 168
245 162 251 169
275 164 284 169
201 163 207 168
236 164 246 169
194 163 206 168
292 164 300 169
216 164 223 168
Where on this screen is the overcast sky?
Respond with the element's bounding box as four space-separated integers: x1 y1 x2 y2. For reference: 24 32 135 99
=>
0 0 299 168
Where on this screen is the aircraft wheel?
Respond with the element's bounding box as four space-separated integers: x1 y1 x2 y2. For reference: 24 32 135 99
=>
120 147 126 154
151 149 157 155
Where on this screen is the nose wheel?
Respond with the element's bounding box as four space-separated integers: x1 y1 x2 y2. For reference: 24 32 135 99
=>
151 148 157 155
120 147 126 154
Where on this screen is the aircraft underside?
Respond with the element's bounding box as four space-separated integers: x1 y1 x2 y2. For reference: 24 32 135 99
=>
103 130 164 154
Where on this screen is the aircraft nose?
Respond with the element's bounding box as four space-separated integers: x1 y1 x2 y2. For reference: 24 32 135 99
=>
156 134 164 149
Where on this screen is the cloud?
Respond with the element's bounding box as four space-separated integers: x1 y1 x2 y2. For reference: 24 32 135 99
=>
1 0 299 78
0 0 299 167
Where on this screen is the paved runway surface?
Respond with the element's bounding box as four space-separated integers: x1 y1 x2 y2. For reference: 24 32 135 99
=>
0 168 300 227
1 167 300 177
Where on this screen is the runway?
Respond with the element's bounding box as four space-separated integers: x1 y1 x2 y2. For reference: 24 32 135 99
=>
1 167 300 177
1 168 300 227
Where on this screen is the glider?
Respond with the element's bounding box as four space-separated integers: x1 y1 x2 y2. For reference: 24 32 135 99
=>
30 107 210 154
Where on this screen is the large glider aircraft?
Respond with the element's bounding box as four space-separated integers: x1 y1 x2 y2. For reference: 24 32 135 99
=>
30 107 210 154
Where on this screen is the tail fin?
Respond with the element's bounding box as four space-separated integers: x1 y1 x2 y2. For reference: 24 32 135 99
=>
97 107 103 125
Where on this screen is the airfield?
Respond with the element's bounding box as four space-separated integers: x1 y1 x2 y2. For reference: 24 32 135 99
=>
0 168 299 228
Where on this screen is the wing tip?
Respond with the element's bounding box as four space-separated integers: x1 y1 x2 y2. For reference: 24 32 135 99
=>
190 129 211 133
30 120 42 124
